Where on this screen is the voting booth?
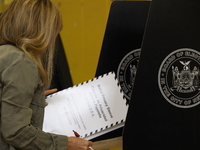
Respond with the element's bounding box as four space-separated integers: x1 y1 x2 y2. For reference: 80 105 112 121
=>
94 1 150 141
123 0 200 149
51 34 73 90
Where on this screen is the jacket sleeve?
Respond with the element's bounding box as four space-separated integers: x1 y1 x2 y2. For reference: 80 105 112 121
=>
1 51 68 150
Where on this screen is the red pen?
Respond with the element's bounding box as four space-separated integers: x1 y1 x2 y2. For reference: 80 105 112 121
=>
73 130 80 137
72 130 94 150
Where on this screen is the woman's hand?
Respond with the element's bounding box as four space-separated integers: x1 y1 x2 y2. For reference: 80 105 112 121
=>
44 88 58 96
44 88 58 106
67 137 93 150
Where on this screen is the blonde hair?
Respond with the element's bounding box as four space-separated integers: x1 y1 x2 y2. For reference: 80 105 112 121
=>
0 0 63 89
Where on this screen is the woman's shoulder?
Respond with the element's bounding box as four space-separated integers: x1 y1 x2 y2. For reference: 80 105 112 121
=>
0 44 36 70
0 44 24 57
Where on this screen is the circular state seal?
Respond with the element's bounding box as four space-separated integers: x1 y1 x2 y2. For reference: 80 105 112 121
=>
117 49 140 101
158 48 200 108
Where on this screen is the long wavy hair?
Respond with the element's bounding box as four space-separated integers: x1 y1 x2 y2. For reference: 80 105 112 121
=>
0 0 63 89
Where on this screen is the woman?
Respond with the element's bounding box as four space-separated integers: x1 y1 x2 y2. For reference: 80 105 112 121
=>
0 0 93 149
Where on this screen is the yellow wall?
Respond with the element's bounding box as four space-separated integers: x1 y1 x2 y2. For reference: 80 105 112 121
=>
55 0 112 84
0 0 112 85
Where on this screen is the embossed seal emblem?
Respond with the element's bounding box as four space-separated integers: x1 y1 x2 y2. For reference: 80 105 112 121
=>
117 49 140 101
158 48 200 108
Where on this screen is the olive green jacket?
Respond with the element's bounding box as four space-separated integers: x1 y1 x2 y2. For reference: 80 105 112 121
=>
0 45 68 150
